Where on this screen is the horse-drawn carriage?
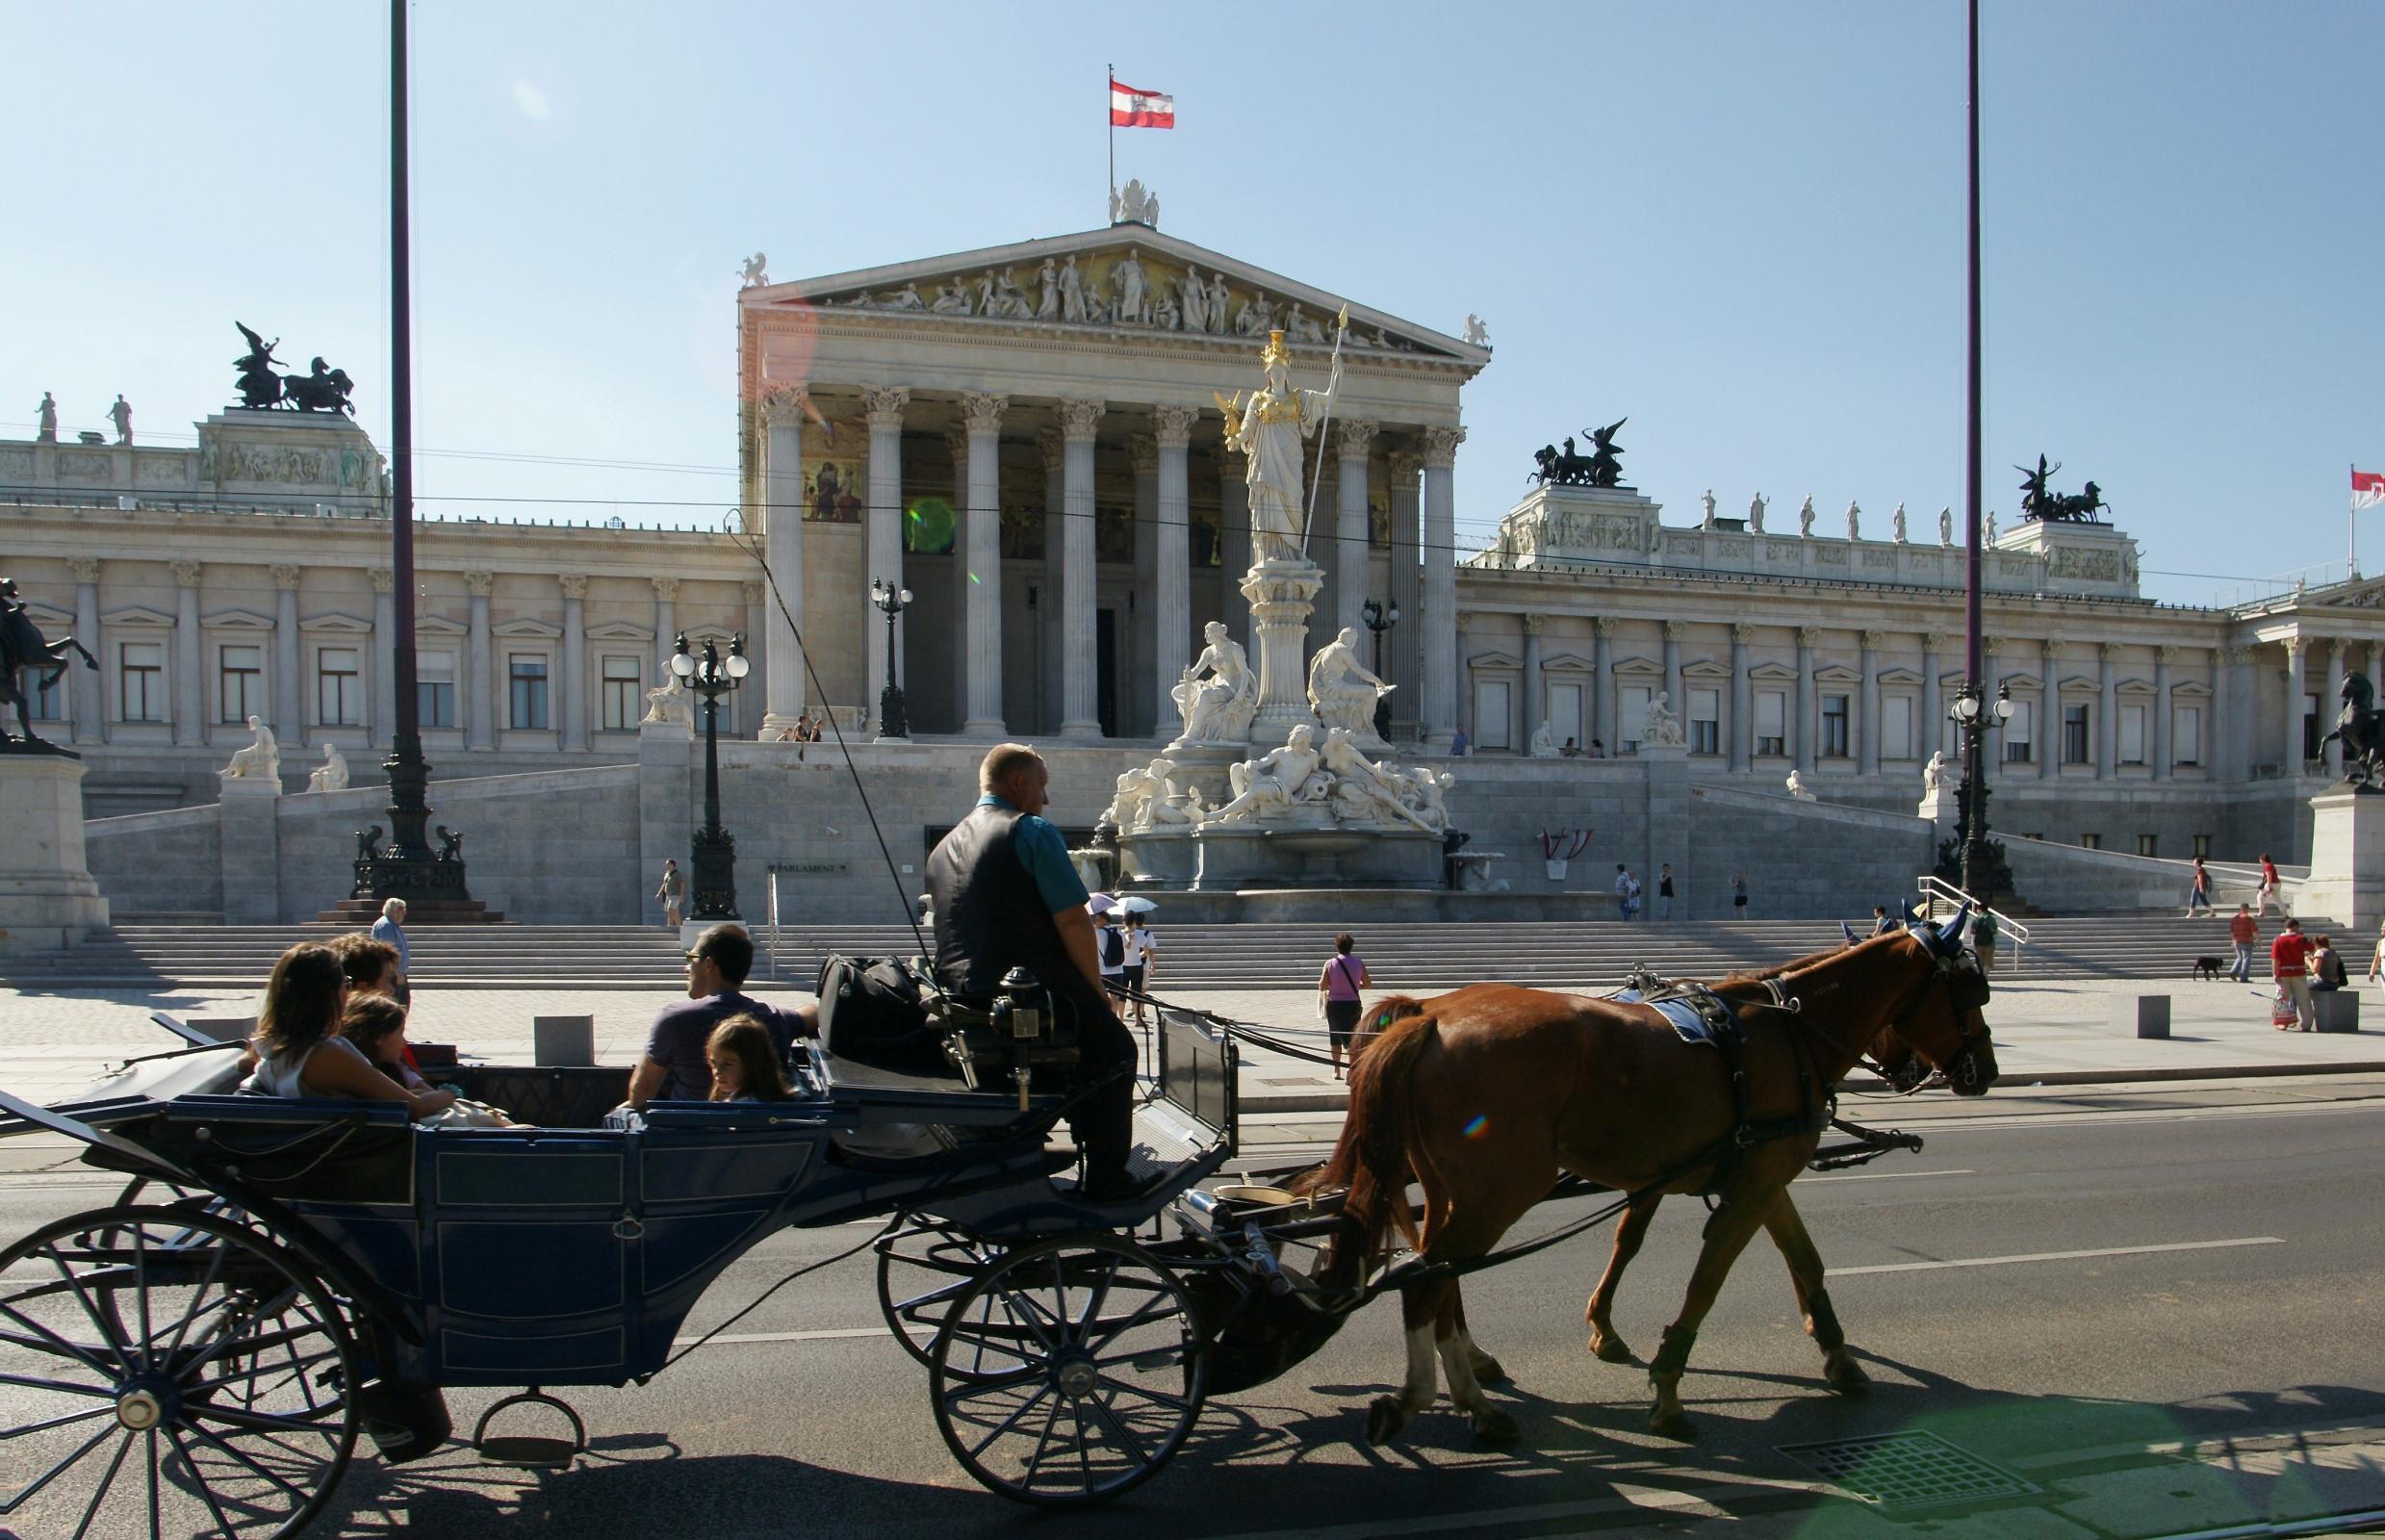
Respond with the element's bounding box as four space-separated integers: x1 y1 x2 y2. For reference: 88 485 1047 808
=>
0 913 1998 1538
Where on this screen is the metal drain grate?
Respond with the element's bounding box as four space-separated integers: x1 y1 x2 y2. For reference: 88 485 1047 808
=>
1778 1431 2039 1510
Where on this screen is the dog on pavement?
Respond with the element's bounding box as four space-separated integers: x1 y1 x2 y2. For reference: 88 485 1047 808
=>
2191 956 2224 982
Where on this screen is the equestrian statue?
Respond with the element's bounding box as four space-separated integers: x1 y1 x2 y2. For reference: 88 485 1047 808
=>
0 578 99 751
232 322 356 416
1528 418 1629 489
2320 672 2385 787
2016 454 2109 524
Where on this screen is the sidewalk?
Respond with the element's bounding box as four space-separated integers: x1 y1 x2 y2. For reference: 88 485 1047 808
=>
1 975 2376 1116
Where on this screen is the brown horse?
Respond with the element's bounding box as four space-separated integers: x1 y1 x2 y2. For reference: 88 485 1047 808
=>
1315 915 1995 1445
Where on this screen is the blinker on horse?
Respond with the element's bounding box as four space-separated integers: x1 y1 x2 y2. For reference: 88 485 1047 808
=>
1313 912 1996 1446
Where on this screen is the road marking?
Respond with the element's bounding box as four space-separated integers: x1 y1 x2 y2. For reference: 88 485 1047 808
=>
672 1325 892 1348
1835 1236 2283 1276
1804 1168 1973 1184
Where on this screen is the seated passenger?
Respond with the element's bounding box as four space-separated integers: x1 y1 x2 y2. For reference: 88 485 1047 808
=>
330 933 401 999
623 923 810 1111
706 1014 794 1103
343 993 522 1127
244 943 456 1120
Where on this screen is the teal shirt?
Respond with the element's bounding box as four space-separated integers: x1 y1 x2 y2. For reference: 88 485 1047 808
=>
978 794 1089 913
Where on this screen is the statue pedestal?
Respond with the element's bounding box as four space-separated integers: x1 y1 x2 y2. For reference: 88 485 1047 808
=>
0 753 110 954
2300 784 2385 931
1148 743 1244 812
1240 557 1324 741
217 774 282 925
1917 783 1955 825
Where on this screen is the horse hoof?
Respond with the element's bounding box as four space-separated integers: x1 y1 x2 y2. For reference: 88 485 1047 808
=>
1471 1406 1519 1444
1649 1410 1698 1443
1366 1396 1410 1447
1591 1333 1637 1365
1470 1351 1510 1385
1826 1356 1872 1396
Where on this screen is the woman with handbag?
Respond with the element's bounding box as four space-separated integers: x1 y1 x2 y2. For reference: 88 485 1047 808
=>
1316 933 1371 1082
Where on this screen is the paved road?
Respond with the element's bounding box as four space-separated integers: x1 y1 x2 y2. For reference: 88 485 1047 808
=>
2 1076 2379 1537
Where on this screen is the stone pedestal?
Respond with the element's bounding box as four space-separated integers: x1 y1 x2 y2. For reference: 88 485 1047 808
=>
216 774 283 925
637 717 693 929
1241 557 1324 741
2300 784 2385 933
1917 783 1955 826
0 754 111 953
1148 743 1244 813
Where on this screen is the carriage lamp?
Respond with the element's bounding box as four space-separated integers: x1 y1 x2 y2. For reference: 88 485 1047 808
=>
872 578 913 740
675 631 748 921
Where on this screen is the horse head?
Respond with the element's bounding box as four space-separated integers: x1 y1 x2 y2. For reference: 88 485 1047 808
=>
1882 905 1998 1095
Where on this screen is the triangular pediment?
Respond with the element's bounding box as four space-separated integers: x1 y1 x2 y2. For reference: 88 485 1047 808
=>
749 226 1488 369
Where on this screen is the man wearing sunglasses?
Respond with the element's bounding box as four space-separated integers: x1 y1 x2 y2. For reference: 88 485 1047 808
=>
624 923 798 1110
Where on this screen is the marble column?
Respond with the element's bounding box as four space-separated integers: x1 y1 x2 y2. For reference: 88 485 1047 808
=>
944 423 973 731
2039 639 2061 779
1794 627 1817 773
1662 621 1684 739
759 386 813 735
651 578 678 691
743 583 767 736
1419 426 1464 748
1921 631 1944 769
1039 429 1066 736
2284 638 2308 779
1386 449 1423 739
369 567 397 753
1728 623 1752 771
2095 643 2118 779
1334 421 1377 642
1859 630 1884 776
1128 434 1159 737
1521 614 1545 747
2323 639 2347 779
1593 617 1617 752
560 575 589 752
961 392 1008 736
2153 645 2175 781
1058 400 1105 737
465 572 494 750
67 557 102 745
1152 405 1196 740
169 559 203 746
269 564 302 740
1218 445 1252 650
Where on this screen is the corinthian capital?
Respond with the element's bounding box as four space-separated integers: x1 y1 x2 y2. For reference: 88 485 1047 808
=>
169 559 202 588
465 571 494 597
1797 627 1822 648
860 385 910 431
1128 435 1158 475
368 567 394 594
1521 612 1545 635
1058 398 1105 441
759 385 809 428
1420 424 1465 468
961 391 1008 435
560 575 589 601
269 563 301 591
652 577 680 603
1336 419 1379 460
1386 449 1423 482
1037 427 1064 475
67 556 100 583
1151 404 1198 449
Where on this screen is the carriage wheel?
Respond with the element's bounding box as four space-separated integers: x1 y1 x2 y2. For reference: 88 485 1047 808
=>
0 1205 360 1540
928 1234 1206 1507
876 1219 1009 1380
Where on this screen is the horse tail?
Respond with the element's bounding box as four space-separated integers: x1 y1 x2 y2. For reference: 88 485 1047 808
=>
1318 1000 1439 1263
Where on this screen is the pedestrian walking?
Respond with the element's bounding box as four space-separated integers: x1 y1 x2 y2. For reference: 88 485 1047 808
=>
2228 903 2258 983
2271 917 2317 1032
1317 933 1370 1082
2255 853 2282 917
654 859 684 929
2186 856 2213 917
1449 727 1470 757
2368 918 2385 985
1095 909 1128 1006
1614 864 1631 920
1972 908 1999 974
1657 864 1676 920
369 898 411 1006
1120 912 1155 1032
1731 870 1749 917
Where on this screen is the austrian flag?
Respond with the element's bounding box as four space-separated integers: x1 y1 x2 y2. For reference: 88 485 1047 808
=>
1111 79 1175 129
2355 468 2385 510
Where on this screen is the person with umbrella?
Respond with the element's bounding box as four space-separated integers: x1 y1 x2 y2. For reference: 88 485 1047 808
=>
1118 897 1158 1032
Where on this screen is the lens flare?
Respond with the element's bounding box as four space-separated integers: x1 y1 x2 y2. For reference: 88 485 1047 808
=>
1462 1115 1489 1139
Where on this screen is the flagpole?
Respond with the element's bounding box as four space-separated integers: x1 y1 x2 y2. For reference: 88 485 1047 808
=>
1106 64 1115 222
1299 308 1351 557
2352 462 2359 581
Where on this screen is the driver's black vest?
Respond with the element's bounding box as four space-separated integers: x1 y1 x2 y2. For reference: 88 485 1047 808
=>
928 804 1090 1013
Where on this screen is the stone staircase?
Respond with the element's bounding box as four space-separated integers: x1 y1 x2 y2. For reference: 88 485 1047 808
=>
0 911 2303 992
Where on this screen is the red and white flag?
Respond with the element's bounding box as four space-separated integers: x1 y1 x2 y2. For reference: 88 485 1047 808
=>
1110 79 1175 129
2355 468 2385 510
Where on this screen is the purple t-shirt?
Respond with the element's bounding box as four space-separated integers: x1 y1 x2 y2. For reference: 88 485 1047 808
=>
645 990 794 1101
1323 955 1366 1002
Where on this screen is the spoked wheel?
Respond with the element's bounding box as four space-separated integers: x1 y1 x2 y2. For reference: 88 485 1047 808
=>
876 1219 1008 1380
0 1205 360 1540
928 1234 1206 1507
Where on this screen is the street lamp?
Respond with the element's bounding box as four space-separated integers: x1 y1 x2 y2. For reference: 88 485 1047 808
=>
1947 680 2013 899
871 578 912 740
1361 596 1399 738
673 630 749 920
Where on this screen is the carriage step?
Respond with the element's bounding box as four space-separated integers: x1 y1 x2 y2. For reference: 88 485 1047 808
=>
472 1389 586 1469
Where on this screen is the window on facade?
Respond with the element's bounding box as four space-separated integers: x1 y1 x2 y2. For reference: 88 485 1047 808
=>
218 645 263 725
1820 695 1850 758
1472 680 1511 751
1689 687 1720 756
2175 706 2201 766
2080 833 2102 850
2137 834 2158 858
1882 695 1912 760
23 666 66 721
2004 699 2034 763
2193 834 2213 860
1547 681 1583 750
1755 689 1785 757
318 648 362 727
2119 703 2146 765
2062 703 2090 764
510 655 551 731
602 654 643 732
119 642 164 723
418 651 456 730
1620 684 1652 754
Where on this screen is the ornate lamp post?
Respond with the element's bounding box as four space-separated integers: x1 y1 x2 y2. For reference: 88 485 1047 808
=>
673 631 749 920
1361 596 1398 738
871 578 912 741
1947 680 2013 897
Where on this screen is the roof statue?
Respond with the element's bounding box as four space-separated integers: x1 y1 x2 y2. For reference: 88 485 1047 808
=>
738 252 769 288
1111 179 1160 228
1463 313 1491 346
1527 418 1628 489
231 322 353 416
2018 454 2110 524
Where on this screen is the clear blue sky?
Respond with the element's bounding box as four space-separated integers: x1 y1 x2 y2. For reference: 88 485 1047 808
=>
6 1 2381 607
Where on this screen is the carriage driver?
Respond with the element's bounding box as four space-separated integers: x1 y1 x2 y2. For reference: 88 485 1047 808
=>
927 743 1141 1199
